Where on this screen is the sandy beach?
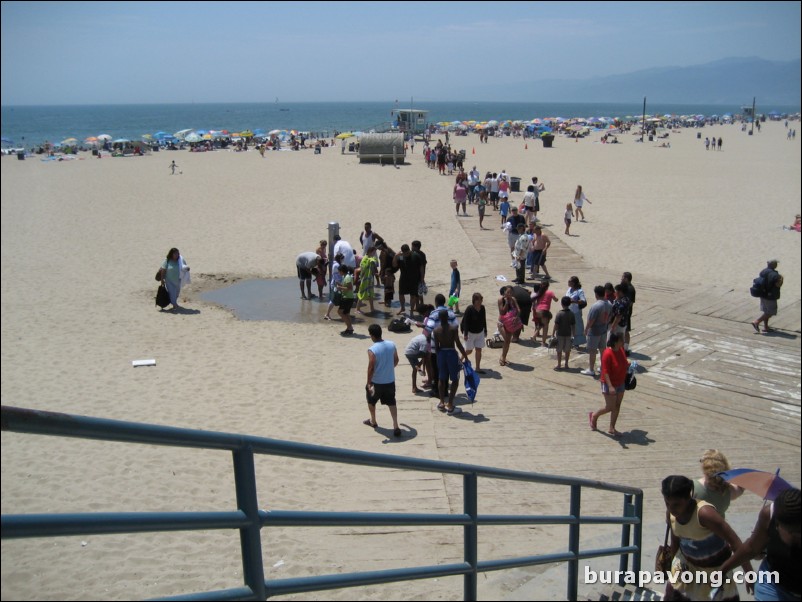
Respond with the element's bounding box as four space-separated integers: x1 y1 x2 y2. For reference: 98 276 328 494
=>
2 121 800 600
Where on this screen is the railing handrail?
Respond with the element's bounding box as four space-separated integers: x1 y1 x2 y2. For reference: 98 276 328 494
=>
2 405 643 601
0 406 641 495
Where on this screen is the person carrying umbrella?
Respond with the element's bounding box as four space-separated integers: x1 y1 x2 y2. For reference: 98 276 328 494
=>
718 487 800 601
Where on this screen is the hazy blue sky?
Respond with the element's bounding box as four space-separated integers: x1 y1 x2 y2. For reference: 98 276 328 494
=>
2 1 800 105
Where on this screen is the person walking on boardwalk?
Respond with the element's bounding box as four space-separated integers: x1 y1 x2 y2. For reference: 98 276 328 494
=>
752 259 783 334
660 475 754 601
588 333 629 437
582 286 612 377
718 487 801 601
364 324 402 438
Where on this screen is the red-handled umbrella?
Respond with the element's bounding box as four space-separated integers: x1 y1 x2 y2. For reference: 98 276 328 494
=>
718 468 795 501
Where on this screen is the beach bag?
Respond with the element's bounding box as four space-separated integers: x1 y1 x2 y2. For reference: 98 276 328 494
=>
388 318 411 333
499 310 523 333
155 283 170 309
486 333 504 349
655 523 672 577
155 269 162 281
625 362 638 390
750 275 767 298
463 360 480 402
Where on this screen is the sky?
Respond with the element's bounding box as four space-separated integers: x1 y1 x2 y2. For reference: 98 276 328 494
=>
1 1 800 105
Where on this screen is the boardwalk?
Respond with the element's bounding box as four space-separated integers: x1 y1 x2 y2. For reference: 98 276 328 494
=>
307 215 799 600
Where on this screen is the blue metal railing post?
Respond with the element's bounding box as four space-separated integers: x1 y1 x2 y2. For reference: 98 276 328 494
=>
463 473 478 602
567 485 581 601
632 493 644 574
618 494 633 584
232 447 265 600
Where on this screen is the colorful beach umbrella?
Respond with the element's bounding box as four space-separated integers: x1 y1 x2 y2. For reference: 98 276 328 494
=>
718 468 795 501
173 129 193 140
184 133 202 143
335 132 354 139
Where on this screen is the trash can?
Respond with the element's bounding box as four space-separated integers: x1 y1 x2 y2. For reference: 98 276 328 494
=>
696 132 701 139
16 151 24 160
510 177 521 192
92 149 99 156
648 135 654 142
541 135 555 148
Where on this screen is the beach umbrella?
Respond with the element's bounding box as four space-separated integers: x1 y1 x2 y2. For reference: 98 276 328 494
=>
253 128 266 136
184 133 202 143
268 129 282 135
61 137 79 145
153 131 168 139
97 134 112 141
173 129 193 140
84 136 99 144
112 138 130 143
718 468 795 501
239 130 254 138
335 132 354 139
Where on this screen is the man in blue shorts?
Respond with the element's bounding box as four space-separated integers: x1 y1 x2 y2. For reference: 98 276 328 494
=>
433 309 468 415
364 324 402 437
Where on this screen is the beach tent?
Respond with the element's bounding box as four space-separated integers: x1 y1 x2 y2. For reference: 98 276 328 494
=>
358 133 404 164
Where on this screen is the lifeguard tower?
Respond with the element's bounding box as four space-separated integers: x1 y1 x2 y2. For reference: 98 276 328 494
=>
392 109 429 139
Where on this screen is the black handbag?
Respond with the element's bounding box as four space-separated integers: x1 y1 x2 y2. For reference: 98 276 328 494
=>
155 283 171 308
155 269 162 282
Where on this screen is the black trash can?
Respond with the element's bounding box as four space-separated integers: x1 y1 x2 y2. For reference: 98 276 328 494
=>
510 177 521 192
16 151 25 160
541 135 555 148
696 132 701 139
92 149 99 156
648 135 654 142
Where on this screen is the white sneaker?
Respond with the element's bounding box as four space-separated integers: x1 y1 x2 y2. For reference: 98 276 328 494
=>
581 369 595 376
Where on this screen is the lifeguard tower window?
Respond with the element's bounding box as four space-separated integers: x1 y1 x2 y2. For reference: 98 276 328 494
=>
393 109 429 135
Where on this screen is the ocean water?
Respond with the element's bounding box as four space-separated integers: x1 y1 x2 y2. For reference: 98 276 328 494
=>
2 101 799 147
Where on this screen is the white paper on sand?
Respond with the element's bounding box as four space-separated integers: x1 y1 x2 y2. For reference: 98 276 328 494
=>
132 359 156 367
495 275 508 281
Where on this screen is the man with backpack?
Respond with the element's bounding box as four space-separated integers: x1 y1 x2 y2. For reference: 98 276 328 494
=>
751 259 783 333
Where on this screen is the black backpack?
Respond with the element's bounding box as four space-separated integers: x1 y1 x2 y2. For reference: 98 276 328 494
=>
750 275 767 298
388 318 412 333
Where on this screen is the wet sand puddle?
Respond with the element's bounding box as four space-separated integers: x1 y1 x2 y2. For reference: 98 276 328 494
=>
200 278 397 325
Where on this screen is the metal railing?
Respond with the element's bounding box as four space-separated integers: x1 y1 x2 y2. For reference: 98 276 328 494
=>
1 406 643 600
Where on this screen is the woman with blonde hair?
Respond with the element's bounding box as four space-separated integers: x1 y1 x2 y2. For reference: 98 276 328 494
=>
693 449 744 517
573 185 591 221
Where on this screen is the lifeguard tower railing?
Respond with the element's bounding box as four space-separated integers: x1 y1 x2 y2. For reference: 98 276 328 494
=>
1 406 643 601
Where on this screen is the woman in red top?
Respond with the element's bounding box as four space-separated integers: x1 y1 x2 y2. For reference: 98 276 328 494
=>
531 280 558 346
589 332 629 437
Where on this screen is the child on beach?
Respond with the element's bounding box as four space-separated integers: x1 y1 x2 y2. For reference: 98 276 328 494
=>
564 203 573 235
383 268 395 307
448 260 461 314
499 197 510 226
573 185 591 221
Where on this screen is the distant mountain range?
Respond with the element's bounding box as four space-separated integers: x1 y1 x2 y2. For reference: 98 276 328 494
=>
470 57 801 106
